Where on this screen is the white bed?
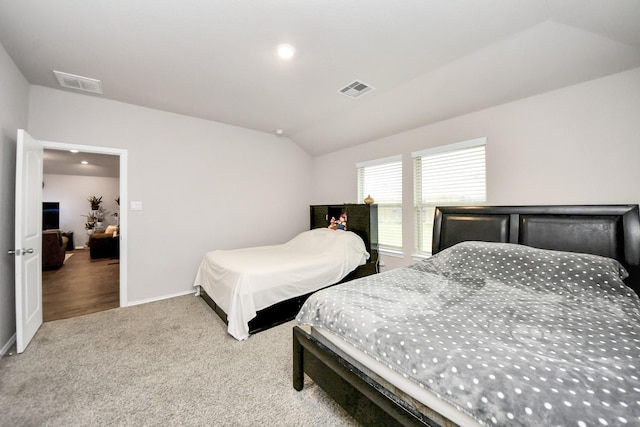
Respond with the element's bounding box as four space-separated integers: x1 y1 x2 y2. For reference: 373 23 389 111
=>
194 228 369 340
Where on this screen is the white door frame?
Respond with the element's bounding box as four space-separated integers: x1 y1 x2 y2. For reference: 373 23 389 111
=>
41 140 128 307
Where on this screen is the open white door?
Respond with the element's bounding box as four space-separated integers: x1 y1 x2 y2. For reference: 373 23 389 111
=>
14 129 43 353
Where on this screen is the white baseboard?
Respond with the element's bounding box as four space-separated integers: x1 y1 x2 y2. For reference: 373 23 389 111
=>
1 333 16 357
125 289 197 307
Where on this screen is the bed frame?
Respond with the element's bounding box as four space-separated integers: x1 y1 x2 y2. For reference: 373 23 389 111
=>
293 205 640 426
199 262 377 335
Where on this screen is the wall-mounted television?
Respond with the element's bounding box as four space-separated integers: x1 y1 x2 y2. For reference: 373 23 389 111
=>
43 202 60 230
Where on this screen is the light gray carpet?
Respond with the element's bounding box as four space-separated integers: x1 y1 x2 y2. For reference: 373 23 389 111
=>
0 295 358 426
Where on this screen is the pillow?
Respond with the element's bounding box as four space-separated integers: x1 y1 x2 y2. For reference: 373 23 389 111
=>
105 225 119 235
288 228 369 259
411 241 631 299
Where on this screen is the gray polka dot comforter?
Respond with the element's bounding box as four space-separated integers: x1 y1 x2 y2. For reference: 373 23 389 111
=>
296 241 640 426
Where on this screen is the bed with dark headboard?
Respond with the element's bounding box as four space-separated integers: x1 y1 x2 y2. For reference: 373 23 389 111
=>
195 203 378 340
293 205 640 427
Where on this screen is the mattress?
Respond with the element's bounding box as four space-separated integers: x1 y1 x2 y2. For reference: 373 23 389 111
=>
310 325 481 426
194 228 369 340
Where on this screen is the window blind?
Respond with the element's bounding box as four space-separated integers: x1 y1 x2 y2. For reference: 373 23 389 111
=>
356 156 402 251
413 138 486 255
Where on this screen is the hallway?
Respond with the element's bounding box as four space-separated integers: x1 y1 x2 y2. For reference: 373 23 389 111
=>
42 249 119 322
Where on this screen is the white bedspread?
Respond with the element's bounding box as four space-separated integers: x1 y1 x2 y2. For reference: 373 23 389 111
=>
194 228 369 340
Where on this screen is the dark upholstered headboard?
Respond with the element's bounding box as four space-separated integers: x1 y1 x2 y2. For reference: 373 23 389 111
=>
432 205 640 295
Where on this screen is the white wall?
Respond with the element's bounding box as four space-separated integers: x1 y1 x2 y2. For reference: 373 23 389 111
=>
43 174 120 247
311 67 640 270
0 42 29 354
29 86 313 304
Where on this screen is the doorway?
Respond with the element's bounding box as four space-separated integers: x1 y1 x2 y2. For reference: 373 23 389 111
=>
40 141 127 317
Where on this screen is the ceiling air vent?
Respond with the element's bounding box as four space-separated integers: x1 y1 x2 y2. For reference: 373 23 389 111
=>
53 71 103 94
338 80 375 99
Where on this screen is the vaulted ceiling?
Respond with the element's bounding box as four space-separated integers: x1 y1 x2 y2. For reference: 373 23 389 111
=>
1 0 639 158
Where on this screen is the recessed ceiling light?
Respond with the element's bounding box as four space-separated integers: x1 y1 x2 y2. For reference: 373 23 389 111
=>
70 149 79 153
276 44 295 60
275 129 284 135
81 161 89 165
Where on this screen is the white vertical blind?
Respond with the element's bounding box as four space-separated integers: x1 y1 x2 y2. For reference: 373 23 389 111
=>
357 156 402 251
413 139 486 254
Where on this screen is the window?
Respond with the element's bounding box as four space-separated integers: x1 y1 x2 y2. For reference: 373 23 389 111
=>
357 156 402 252
413 138 486 255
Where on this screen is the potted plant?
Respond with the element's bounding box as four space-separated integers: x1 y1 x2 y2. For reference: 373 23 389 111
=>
82 211 96 233
82 212 97 223
88 195 103 210
95 208 106 228
113 197 120 225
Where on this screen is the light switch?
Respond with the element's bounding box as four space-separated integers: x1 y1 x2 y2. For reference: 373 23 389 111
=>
130 201 143 211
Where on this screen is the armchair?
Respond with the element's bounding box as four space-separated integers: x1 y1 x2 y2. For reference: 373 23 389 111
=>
88 226 119 259
42 230 68 270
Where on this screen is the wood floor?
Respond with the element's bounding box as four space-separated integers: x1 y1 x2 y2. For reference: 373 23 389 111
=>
42 249 119 322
